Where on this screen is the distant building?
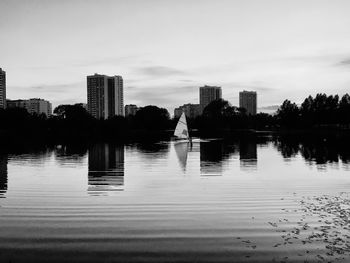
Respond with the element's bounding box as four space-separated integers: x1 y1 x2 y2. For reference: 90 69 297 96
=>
199 85 222 113
7 98 52 116
87 73 124 119
0 68 6 109
239 90 257 115
125 104 138 117
174 103 201 119
6 99 28 109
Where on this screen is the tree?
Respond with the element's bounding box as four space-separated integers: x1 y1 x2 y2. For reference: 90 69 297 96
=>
134 105 170 130
277 100 300 127
202 99 233 118
339 94 350 124
53 104 91 121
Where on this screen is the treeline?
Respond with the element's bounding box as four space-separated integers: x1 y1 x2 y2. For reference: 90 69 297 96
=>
0 104 173 142
189 99 275 132
191 93 350 132
277 93 350 127
0 93 350 142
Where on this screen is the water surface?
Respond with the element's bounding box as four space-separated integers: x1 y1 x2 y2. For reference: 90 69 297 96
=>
0 135 350 262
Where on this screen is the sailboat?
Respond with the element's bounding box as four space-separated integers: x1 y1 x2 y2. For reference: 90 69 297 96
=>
174 112 190 170
174 112 191 143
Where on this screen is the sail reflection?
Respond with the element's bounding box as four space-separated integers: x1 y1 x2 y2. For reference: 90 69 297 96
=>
0 155 7 197
174 142 189 171
88 144 124 195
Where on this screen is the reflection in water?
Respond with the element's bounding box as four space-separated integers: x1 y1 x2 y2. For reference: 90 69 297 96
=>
274 135 350 169
136 142 170 160
1 135 350 262
88 144 124 195
200 140 237 176
174 142 189 171
0 155 7 197
239 140 257 170
55 144 87 165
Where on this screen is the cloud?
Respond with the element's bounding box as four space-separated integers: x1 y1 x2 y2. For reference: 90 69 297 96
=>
73 55 144 67
8 82 85 108
135 66 187 77
27 82 84 93
228 82 275 92
126 84 199 112
258 105 280 110
338 58 350 66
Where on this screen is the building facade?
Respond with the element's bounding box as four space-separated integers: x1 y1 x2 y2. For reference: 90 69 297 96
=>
87 74 124 119
7 98 52 116
125 104 138 117
199 85 222 113
174 103 201 119
239 90 257 115
0 68 6 109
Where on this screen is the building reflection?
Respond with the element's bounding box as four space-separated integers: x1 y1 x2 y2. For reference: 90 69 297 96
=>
0 155 7 197
239 140 257 170
88 144 124 195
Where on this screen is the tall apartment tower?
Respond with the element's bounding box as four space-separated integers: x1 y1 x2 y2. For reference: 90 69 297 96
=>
199 85 222 113
239 90 257 115
87 74 124 119
0 68 6 109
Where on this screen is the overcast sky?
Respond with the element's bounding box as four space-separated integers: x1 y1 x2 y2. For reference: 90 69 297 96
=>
1 0 350 114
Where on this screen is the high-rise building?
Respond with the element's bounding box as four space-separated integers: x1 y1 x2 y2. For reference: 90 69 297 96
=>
125 104 138 117
174 103 201 119
239 90 257 115
199 85 222 113
6 98 52 116
87 74 124 119
0 68 6 109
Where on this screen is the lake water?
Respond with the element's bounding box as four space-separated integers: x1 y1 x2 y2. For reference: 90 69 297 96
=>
0 134 350 262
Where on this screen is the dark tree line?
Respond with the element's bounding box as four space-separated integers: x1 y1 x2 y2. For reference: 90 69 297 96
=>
1 93 350 143
0 104 173 142
190 99 275 132
277 93 350 128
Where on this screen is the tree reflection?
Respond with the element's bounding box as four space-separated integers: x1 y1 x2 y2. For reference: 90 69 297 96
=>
135 142 170 159
54 143 88 165
274 135 350 167
200 140 238 176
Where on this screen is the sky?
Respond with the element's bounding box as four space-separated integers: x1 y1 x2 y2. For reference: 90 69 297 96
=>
1 0 350 115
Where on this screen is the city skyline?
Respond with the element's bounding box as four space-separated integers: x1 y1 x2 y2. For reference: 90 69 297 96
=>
1 0 350 114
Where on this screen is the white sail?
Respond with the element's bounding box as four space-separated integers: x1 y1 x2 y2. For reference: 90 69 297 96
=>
174 112 189 139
